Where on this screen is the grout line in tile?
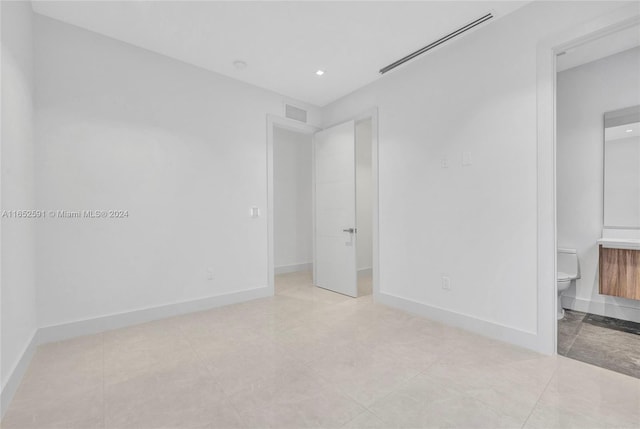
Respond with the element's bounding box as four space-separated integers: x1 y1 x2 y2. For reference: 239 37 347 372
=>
558 311 586 357
355 355 445 426
101 332 106 429
175 311 254 428
519 363 558 429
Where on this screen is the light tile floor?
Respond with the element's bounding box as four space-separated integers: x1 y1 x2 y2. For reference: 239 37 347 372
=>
2 271 640 429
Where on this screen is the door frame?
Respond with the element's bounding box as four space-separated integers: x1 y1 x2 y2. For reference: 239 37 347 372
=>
266 115 320 295
536 5 640 355
266 107 379 298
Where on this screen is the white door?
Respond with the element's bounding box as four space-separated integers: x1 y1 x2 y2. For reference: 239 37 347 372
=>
314 120 357 297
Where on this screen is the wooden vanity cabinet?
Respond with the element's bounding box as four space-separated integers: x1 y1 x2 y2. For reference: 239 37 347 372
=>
599 246 640 300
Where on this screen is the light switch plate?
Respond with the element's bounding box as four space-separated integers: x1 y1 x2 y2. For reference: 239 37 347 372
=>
442 276 451 290
462 152 472 166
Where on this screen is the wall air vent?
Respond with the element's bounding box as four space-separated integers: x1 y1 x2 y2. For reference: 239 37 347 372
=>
285 104 308 123
379 12 494 74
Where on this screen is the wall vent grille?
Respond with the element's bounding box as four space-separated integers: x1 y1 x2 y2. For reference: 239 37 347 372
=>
379 12 494 74
285 104 308 123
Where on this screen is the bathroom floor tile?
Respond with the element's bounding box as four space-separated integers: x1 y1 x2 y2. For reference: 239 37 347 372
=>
558 309 640 379
567 324 640 378
583 313 640 335
557 309 586 355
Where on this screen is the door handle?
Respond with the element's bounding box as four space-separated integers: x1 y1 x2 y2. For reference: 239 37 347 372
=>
342 228 357 234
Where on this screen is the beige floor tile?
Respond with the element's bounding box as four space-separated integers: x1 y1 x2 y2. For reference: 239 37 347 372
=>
104 367 241 429
6 335 104 418
341 411 389 428
199 341 307 397
1 387 104 429
461 357 558 422
226 364 331 414
525 357 640 429
3 273 640 429
309 343 427 407
231 379 365 429
369 372 521 428
104 333 201 385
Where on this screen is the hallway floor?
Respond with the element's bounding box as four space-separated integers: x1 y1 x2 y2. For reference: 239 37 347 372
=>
2 272 640 428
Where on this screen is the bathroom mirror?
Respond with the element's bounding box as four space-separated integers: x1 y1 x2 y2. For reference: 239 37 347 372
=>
603 106 640 228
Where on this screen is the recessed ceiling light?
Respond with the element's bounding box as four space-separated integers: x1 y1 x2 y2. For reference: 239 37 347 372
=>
233 60 247 70
626 129 634 133
315 70 325 76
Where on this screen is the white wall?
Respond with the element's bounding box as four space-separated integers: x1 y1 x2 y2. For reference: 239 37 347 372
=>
34 15 320 328
356 119 372 271
557 47 640 322
321 1 631 351
0 0 38 408
273 127 312 272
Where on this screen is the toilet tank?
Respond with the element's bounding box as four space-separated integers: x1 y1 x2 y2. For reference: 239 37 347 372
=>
558 247 580 279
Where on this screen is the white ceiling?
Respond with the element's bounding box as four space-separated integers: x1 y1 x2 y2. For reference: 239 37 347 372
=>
557 24 640 72
32 1 529 106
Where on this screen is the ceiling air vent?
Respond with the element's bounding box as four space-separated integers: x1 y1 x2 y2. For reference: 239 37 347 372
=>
379 12 494 74
285 104 308 123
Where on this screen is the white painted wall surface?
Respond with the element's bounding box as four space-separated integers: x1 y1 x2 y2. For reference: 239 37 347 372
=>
557 47 640 322
1 0 38 400
321 1 631 350
33 15 319 327
356 119 372 271
273 127 312 271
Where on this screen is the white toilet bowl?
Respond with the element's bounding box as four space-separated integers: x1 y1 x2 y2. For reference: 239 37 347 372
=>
557 248 580 321
557 273 572 320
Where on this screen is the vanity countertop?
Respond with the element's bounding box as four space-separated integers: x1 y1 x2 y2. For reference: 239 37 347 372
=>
597 238 640 250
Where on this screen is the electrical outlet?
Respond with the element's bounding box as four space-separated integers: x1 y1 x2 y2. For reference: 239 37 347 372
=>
442 276 451 290
441 157 449 168
207 268 214 280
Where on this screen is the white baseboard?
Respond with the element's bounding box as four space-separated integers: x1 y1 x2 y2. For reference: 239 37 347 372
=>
1 330 38 419
377 292 542 354
274 263 312 275
38 286 271 344
562 295 640 323
0 286 271 418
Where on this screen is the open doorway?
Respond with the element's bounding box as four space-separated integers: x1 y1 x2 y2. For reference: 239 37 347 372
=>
267 111 378 300
272 125 314 293
554 23 640 378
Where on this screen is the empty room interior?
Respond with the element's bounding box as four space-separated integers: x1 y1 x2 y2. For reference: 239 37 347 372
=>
1 1 640 428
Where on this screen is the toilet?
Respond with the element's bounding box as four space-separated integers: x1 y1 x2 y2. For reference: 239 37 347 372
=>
557 247 580 320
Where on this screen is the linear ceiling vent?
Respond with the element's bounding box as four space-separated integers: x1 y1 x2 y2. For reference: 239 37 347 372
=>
285 104 308 123
379 12 494 74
